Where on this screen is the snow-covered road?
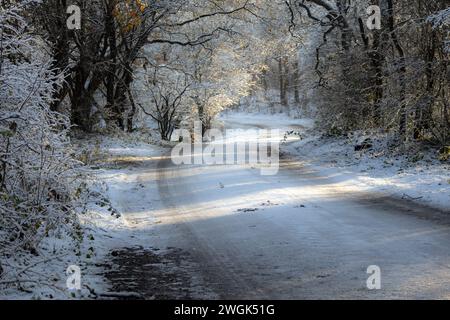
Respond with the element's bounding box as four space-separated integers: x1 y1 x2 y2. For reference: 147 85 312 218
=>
103 115 450 299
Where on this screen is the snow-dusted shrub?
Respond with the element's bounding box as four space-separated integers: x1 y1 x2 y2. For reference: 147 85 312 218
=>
427 8 450 29
427 8 450 54
0 1 77 260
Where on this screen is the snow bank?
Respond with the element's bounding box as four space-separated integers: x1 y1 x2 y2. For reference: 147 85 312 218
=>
284 131 450 212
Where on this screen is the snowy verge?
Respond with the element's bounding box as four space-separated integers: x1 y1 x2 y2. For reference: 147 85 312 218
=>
0 181 110 300
0 131 168 300
283 129 450 212
67 134 169 299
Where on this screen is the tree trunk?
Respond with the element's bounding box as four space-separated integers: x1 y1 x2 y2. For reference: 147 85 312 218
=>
111 65 134 130
386 0 407 139
283 56 289 107
293 60 300 104
371 25 384 124
105 1 118 127
414 24 436 140
278 57 288 107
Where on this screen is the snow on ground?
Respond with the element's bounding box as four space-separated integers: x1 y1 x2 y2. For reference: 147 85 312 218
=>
71 134 169 299
98 134 168 158
2 111 447 299
126 111 450 299
222 111 448 212
0 228 84 300
61 113 450 299
0 132 169 300
219 111 314 130
283 129 450 212
0 183 117 300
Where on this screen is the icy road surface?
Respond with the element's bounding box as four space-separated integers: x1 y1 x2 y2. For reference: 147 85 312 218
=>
105 115 450 299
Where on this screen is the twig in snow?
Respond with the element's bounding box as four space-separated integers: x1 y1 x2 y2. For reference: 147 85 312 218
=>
402 193 424 200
